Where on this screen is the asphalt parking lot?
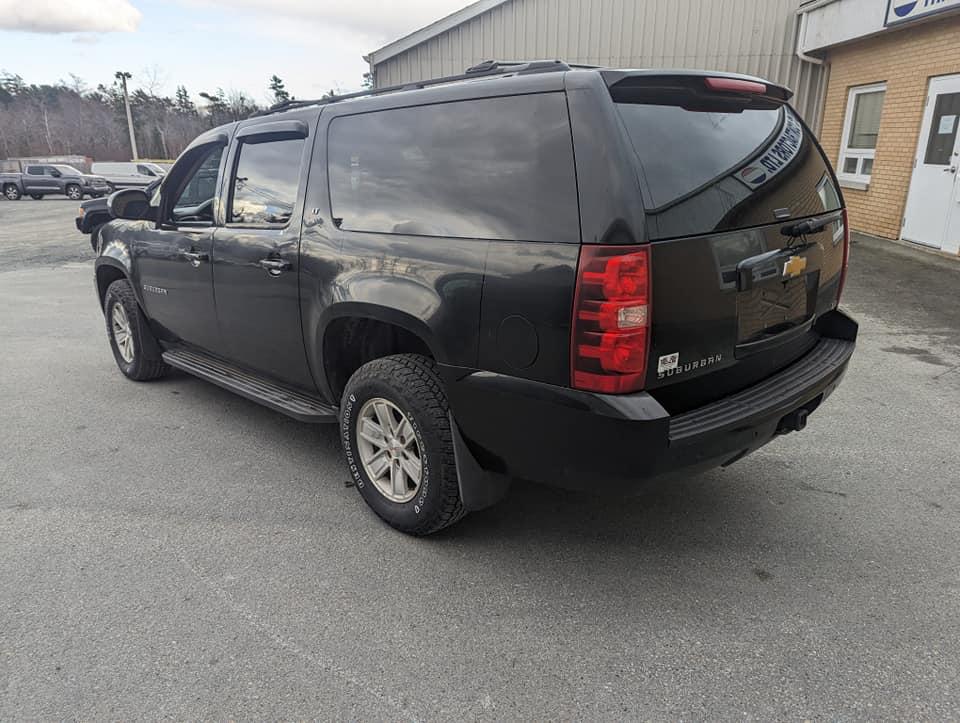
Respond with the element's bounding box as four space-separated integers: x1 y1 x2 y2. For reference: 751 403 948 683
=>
2 199 959 719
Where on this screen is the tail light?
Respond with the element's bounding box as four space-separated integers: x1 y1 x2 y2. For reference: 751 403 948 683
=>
837 209 850 306
571 245 651 394
704 77 767 95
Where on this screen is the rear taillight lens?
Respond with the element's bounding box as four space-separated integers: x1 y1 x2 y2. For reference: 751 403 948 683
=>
837 209 850 306
571 245 651 394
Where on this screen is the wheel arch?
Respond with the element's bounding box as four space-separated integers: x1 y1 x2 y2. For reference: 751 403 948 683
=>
94 257 140 310
317 303 443 403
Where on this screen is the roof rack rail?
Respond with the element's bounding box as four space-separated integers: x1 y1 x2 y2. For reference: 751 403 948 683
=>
250 59 583 118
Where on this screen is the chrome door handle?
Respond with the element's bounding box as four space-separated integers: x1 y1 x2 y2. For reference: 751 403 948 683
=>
259 258 291 276
180 250 209 267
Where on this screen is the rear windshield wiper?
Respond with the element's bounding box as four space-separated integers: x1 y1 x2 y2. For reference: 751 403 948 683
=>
780 211 843 239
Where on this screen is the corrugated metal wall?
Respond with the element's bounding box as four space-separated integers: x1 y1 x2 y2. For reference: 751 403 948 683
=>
373 0 827 129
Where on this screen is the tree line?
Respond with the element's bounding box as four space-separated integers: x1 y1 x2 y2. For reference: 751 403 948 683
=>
0 72 296 162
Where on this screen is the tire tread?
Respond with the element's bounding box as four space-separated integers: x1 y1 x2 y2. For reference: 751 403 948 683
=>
345 354 465 535
105 279 170 381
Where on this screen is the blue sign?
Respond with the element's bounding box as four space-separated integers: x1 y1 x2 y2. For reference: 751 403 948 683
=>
886 0 960 26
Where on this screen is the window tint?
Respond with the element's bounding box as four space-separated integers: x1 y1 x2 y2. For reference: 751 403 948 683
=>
26 166 42 175
617 103 781 209
171 145 224 225
137 164 156 176
615 97 841 240
328 93 579 242
228 139 304 226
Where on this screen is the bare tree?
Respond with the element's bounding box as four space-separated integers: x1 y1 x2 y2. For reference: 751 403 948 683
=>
0 72 261 162
140 64 166 96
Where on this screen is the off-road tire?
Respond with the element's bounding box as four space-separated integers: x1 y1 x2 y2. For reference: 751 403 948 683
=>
29 194 43 200
340 354 466 535
3 184 21 201
65 184 82 201
103 279 170 381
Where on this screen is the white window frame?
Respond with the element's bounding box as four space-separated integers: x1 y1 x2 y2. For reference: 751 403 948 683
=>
838 82 887 188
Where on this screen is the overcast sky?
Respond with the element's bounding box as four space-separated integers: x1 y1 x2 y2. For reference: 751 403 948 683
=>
0 0 471 103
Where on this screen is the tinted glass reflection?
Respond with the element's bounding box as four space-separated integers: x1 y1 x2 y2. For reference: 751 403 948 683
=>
328 93 580 243
230 139 304 225
173 145 223 223
616 103 842 240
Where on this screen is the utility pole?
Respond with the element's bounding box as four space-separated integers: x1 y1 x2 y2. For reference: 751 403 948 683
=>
115 71 138 160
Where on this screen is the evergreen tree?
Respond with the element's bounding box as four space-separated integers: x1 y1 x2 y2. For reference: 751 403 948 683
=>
268 75 291 105
199 88 230 124
175 85 196 116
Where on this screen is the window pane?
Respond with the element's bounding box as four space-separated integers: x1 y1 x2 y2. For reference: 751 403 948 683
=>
229 139 304 225
924 92 960 165
848 90 885 150
616 103 781 209
613 94 839 239
843 156 859 174
173 146 224 223
328 94 579 242
861 157 874 176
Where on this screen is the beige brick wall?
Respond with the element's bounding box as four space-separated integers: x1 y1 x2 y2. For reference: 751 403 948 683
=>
819 16 960 239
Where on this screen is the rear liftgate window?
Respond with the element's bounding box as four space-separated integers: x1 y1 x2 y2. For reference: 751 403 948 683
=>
611 78 842 240
327 93 580 243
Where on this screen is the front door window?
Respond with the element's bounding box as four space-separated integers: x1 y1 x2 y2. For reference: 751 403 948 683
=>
170 146 224 226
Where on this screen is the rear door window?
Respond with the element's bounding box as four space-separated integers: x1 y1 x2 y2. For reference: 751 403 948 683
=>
328 93 580 243
612 81 841 240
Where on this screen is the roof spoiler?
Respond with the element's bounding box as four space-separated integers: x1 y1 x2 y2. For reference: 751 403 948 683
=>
600 70 794 102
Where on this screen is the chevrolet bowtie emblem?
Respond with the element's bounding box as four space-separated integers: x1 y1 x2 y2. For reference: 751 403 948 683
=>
782 255 807 279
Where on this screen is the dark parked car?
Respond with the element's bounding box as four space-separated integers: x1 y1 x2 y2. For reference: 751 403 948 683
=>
1 164 110 200
93 61 857 535
76 179 161 251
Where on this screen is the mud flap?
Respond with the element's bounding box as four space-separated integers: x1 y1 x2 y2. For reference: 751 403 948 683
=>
449 412 511 512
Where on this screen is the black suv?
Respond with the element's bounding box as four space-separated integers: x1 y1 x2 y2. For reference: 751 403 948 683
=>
95 61 857 535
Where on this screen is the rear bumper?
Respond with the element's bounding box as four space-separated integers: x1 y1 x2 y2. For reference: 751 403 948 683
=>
445 310 857 494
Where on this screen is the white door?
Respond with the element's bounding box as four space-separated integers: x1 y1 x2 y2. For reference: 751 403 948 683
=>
902 74 960 252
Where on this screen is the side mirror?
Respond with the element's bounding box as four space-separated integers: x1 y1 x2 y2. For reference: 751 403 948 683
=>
108 188 154 221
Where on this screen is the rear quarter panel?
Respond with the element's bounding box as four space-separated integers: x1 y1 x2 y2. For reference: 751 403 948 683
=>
298 109 488 402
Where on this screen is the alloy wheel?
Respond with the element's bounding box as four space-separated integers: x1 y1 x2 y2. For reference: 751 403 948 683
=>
356 397 423 503
111 303 135 363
